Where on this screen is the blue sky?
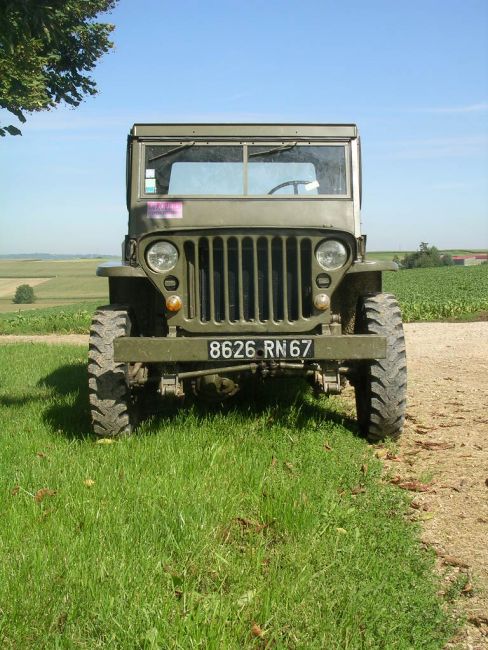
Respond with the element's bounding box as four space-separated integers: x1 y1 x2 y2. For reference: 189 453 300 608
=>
1 0 487 254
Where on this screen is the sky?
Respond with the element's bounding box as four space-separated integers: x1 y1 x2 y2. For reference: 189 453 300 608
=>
1 0 487 255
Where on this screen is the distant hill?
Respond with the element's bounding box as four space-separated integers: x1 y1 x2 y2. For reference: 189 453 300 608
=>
0 253 118 260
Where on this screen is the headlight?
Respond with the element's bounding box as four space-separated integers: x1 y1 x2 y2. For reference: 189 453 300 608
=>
315 240 348 271
146 241 178 273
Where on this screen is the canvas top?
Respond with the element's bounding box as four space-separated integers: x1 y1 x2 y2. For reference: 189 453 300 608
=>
130 123 358 139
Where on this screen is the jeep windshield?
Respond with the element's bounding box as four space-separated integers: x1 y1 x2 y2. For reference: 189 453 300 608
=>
142 143 348 196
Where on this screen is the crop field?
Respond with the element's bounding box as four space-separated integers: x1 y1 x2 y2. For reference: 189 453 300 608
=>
0 277 51 297
0 259 109 313
0 302 100 334
384 264 488 321
0 343 454 648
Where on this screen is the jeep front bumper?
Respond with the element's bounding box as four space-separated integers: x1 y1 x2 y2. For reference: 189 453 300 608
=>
114 334 386 363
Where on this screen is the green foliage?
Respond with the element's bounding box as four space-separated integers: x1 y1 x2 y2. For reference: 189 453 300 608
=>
0 0 117 136
12 283 35 304
384 264 488 321
400 242 453 269
0 301 98 333
368 249 487 263
0 344 455 648
443 573 471 603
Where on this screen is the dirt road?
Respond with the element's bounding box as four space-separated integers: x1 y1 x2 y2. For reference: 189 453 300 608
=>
1 323 487 646
0 333 88 345
396 323 488 649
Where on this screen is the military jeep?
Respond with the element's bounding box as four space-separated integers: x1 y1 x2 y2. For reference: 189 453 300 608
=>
90 123 407 440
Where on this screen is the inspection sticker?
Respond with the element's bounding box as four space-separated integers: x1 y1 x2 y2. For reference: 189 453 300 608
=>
145 169 155 178
145 178 156 193
147 201 183 219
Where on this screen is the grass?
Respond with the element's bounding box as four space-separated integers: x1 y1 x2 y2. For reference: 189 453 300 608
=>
0 259 108 313
0 258 109 279
0 302 101 334
0 343 455 648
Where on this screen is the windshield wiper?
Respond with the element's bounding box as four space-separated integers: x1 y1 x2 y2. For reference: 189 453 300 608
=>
148 141 195 163
248 142 297 158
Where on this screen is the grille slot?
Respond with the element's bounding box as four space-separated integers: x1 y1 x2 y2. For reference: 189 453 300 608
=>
185 235 312 325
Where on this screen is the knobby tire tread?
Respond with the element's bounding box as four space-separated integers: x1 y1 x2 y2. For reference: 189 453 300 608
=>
355 293 407 442
88 305 135 437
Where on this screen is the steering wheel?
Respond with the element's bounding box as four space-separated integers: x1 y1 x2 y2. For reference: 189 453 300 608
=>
268 180 312 195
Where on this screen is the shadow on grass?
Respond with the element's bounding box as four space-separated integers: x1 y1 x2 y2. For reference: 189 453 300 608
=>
37 365 359 441
143 377 359 436
0 394 45 407
38 363 92 440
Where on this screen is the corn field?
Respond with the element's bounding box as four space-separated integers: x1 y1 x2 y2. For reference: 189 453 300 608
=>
384 264 488 322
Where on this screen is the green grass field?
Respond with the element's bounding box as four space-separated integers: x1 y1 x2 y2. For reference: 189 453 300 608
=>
0 259 108 313
0 343 454 648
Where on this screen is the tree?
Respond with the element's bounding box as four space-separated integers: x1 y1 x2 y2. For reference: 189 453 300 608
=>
0 0 117 136
13 284 35 304
392 254 403 268
400 243 453 269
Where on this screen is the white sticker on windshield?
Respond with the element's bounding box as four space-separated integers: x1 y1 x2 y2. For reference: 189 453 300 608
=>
304 180 320 191
145 169 155 178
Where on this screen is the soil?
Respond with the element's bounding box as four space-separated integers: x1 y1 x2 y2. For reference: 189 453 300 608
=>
1 323 487 647
0 277 50 298
390 323 488 649
0 334 88 345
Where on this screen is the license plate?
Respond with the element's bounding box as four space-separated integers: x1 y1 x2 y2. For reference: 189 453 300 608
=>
208 338 314 360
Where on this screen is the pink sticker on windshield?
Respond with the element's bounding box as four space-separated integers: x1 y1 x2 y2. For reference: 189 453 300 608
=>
147 201 183 219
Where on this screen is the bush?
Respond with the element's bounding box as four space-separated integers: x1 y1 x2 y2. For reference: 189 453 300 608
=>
401 242 453 269
13 284 36 304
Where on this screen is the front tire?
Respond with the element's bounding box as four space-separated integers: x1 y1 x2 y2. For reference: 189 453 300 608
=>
353 293 407 442
88 305 136 437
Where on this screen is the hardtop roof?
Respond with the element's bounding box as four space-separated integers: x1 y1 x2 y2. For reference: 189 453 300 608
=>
131 123 358 139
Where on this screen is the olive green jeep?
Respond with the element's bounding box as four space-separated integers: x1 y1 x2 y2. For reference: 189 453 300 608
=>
90 123 407 440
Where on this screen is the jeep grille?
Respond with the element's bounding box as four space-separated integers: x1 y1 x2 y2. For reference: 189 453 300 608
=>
183 235 313 325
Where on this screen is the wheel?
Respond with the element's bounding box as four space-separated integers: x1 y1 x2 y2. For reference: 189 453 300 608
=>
88 305 136 437
268 179 312 194
353 293 407 442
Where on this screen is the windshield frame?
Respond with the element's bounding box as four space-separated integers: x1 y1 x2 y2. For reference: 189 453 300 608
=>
138 140 351 199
